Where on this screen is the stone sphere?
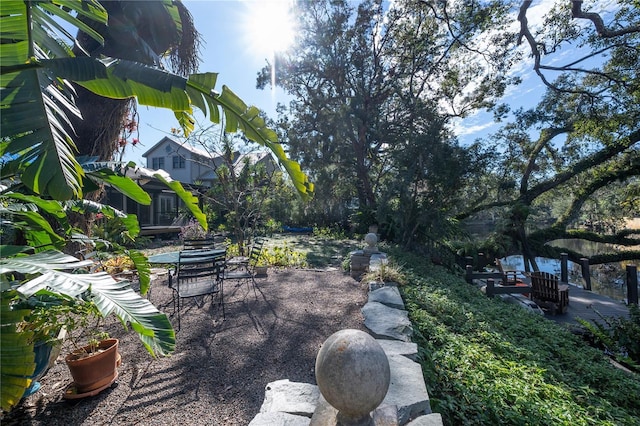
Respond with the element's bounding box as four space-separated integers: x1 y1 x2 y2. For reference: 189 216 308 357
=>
364 232 378 247
315 329 390 422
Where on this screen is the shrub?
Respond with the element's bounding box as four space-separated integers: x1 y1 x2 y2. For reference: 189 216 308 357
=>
101 255 136 275
261 243 308 268
389 246 640 426
313 225 347 240
577 304 640 372
224 240 308 268
179 219 207 241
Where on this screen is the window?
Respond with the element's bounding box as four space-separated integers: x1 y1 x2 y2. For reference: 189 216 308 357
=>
157 194 176 225
173 155 185 169
152 157 165 169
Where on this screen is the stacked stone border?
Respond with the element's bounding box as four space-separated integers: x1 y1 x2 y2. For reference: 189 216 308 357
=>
249 252 444 426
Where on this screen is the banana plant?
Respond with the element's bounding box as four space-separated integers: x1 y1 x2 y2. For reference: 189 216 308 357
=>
0 1 311 411
0 168 175 412
0 288 34 412
0 0 314 201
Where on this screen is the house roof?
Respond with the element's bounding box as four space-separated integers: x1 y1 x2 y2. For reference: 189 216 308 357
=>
195 152 275 182
141 136 214 159
122 163 206 190
233 151 276 174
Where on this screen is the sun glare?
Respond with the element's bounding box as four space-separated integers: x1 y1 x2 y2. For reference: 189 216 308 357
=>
245 1 297 57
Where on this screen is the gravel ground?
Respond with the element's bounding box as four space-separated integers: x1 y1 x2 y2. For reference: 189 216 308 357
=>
4 267 368 425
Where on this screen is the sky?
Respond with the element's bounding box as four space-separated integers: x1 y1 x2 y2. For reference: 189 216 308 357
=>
129 0 295 165
126 0 609 166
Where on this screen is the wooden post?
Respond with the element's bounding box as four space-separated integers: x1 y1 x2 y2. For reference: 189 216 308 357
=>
627 265 638 305
466 265 473 284
580 258 592 291
486 278 495 298
560 253 568 284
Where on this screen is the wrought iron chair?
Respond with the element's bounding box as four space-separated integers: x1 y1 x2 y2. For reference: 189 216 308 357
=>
169 249 226 330
183 238 216 251
226 238 265 268
225 239 266 295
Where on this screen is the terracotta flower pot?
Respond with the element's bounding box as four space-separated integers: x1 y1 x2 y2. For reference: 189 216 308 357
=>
65 338 119 393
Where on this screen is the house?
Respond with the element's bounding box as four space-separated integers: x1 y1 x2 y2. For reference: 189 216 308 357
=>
233 151 279 176
141 136 279 187
141 136 223 187
111 137 279 233
102 165 203 232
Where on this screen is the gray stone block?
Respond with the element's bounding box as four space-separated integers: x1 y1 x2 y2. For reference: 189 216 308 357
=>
310 395 399 426
249 412 311 426
376 339 419 361
368 285 405 310
406 413 444 426
383 354 431 425
362 302 413 342
259 379 319 417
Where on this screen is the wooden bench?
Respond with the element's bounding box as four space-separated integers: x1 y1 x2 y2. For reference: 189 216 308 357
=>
495 258 519 286
530 271 569 315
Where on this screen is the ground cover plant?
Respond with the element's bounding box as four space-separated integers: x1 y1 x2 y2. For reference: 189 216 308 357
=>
576 305 640 372
388 247 640 426
261 234 360 269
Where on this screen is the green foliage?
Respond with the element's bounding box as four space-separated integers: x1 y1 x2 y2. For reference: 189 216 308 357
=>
0 0 311 412
341 256 351 273
577 305 640 372
0 288 34 412
15 292 87 345
15 292 108 355
260 244 308 268
262 0 516 246
456 0 640 263
313 225 348 240
261 218 283 236
390 247 640 425
0 0 312 202
100 255 135 275
224 240 307 268
92 213 140 247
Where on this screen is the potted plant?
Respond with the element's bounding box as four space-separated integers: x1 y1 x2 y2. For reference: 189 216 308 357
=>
1 250 174 408
56 300 122 396
64 328 121 396
15 293 71 398
14 292 122 397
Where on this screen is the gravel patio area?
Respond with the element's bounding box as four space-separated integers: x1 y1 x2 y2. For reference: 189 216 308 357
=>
4 267 368 425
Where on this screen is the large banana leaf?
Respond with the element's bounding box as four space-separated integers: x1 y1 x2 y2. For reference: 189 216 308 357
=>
0 288 35 412
0 250 175 357
0 0 313 201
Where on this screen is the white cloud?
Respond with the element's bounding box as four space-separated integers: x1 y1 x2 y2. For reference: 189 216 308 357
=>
452 113 497 139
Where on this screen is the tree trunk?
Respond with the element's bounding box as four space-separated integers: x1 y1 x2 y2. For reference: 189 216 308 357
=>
353 124 376 209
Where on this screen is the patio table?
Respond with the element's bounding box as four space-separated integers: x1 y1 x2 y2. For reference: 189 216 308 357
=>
147 249 226 303
147 249 226 266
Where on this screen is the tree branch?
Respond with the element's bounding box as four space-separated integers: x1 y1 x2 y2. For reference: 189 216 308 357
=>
571 0 640 37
